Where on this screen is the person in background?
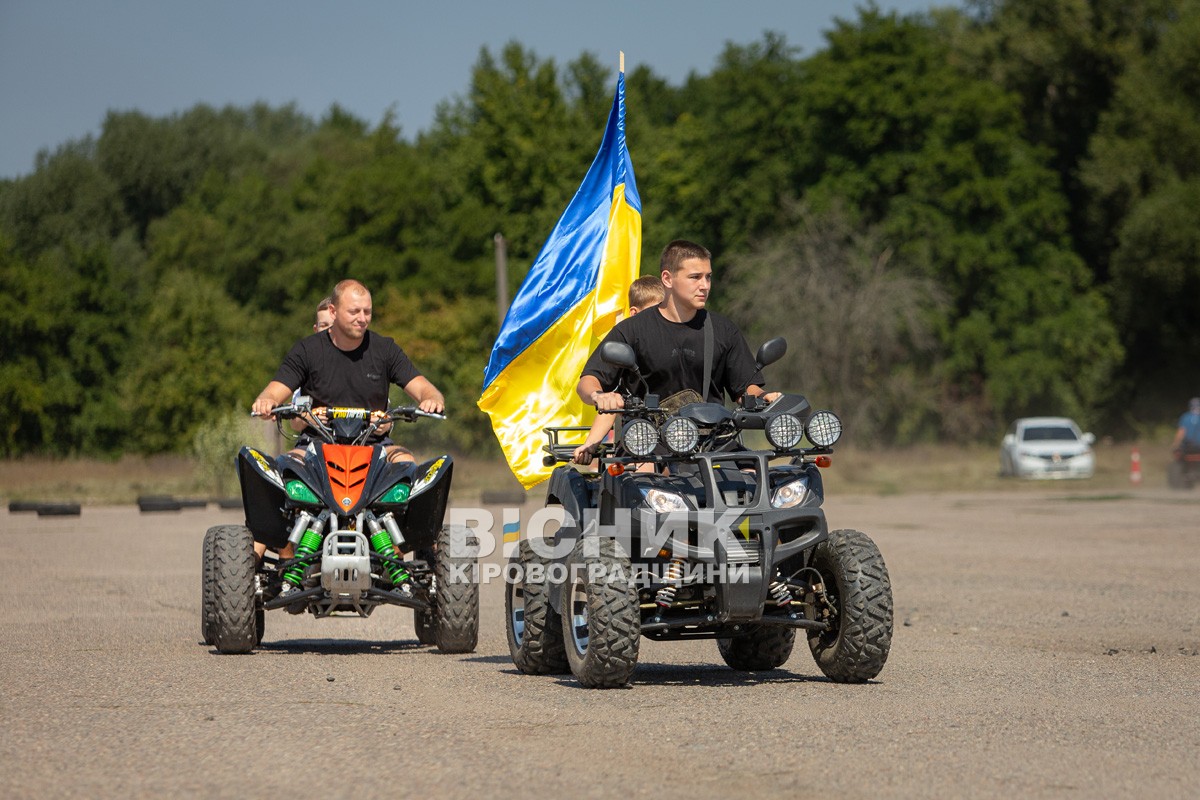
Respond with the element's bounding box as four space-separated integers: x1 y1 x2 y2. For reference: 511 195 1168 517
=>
572 275 665 466
1171 396 1200 456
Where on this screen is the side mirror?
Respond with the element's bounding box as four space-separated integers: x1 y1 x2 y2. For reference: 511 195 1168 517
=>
1083 432 1096 445
1002 434 1016 446
755 337 787 369
600 341 639 372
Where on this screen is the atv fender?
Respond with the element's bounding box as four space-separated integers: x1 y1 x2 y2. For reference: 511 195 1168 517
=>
545 465 595 544
236 447 289 550
403 455 454 550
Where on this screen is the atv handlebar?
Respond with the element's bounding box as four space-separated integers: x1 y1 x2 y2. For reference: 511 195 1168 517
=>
254 400 443 445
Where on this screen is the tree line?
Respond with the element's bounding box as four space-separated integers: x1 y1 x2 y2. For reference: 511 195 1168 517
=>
2 0 1197 458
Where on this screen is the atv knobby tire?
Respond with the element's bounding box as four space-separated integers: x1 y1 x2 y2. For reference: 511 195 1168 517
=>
807 529 893 682
433 524 479 653
208 525 258 654
718 625 796 671
561 537 640 688
201 527 217 645
506 539 569 674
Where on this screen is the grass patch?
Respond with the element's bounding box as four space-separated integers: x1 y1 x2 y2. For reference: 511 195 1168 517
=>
0 437 1180 505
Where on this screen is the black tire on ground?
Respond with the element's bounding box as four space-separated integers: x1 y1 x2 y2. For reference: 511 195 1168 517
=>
561 537 640 689
8 501 42 513
178 498 209 509
433 524 479 653
215 497 242 510
1167 460 1192 490
35 503 81 517
807 529 893 683
506 539 569 674
717 625 796 671
413 547 437 645
208 524 258 654
201 527 217 645
138 496 182 513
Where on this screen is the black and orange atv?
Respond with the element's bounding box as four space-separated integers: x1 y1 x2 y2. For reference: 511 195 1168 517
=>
200 399 478 654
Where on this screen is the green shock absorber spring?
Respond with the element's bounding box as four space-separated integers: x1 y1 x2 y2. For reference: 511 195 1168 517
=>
369 530 409 585
284 529 324 587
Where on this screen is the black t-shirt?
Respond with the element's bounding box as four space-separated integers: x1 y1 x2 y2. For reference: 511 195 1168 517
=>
581 308 763 403
273 330 422 411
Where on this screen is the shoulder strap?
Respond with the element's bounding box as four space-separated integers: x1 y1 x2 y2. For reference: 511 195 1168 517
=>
702 310 714 403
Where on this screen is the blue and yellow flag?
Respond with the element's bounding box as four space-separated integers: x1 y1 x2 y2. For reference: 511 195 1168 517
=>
478 70 641 488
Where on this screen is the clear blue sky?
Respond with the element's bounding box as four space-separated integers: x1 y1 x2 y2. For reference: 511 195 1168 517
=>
0 0 949 179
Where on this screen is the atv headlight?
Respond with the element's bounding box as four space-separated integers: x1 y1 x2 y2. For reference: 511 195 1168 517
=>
806 410 843 447
285 479 321 505
661 416 699 454
379 482 411 504
641 488 689 513
622 419 659 458
771 477 809 509
766 413 804 450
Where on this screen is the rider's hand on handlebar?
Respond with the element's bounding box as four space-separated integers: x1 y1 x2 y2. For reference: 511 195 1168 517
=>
370 409 394 435
418 397 444 415
590 391 625 412
572 442 599 466
251 397 279 420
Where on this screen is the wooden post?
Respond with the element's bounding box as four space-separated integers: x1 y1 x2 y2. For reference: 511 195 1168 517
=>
494 232 508 328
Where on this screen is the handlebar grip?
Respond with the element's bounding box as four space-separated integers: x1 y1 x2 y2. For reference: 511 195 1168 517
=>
543 455 557 467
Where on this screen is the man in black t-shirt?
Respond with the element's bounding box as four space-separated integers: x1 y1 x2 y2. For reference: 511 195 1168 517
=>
251 279 445 463
578 240 777 413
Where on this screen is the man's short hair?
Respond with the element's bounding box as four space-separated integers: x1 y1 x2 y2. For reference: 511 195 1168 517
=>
660 239 712 275
316 296 333 313
331 280 369 307
628 275 665 308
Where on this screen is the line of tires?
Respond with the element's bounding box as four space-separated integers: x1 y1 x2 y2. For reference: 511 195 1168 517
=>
5 496 242 516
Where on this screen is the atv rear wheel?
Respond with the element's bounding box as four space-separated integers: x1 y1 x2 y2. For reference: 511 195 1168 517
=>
717 626 795 671
807 529 892 682
506 539 569 674
201 528 217 645
209 525 258 654
561 537 640 688
433 524 479 653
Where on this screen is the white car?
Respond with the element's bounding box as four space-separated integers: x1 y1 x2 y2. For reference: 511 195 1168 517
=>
1000 417 1096 479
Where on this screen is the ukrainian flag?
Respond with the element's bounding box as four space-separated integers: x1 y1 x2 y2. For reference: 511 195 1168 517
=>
478 70 641 488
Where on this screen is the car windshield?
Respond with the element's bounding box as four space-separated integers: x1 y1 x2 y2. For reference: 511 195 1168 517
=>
1022 426 1077 442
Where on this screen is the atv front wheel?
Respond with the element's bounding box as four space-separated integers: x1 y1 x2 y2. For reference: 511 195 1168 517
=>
433 525 479 653
201 528 217 645
561 537 640 688
208 525 258 654
807 529 893 682
506 539 569 674
717 625 795 671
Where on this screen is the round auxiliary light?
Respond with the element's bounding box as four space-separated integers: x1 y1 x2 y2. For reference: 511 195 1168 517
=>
622 419 659 458
806 410 843 447
661 416 699 454
766 413 804 450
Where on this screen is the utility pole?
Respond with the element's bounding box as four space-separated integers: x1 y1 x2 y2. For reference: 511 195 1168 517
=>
494 232 508 328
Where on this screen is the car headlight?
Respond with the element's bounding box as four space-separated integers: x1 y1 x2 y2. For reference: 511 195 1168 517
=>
622 419 659 458
642 488 689 513
766 413 804 450
771 477 809 509
661 416 699 454
805 410 843 447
